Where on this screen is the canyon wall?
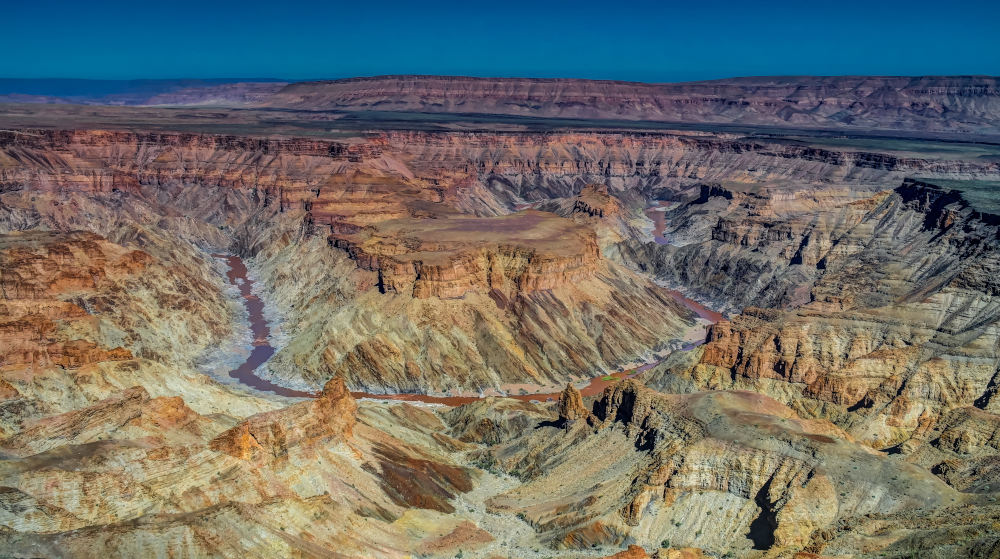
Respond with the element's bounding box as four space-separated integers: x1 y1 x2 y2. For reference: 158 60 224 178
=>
2 120 1000 557
0 129 703 393
263 75 1000 134
5 129 1000 393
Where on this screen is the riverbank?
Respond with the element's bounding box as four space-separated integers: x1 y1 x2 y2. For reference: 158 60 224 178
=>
645 200 672 245
215 253 722 405
213 254 313 398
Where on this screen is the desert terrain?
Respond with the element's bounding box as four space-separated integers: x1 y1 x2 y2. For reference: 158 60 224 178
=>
1 76 999 558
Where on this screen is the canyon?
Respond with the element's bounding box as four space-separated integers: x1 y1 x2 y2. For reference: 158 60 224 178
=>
0 76 999 558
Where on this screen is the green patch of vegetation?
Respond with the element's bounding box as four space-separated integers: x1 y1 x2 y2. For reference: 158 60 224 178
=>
601 375 618 381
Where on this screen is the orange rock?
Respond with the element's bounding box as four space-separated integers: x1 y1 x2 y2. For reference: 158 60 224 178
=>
51 340 133 369
655 549 707 559
209 422 265 461
0 378 19 400
603 544 650 559
210 376 357 460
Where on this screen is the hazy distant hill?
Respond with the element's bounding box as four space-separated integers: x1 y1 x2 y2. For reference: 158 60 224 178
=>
0 78 286 106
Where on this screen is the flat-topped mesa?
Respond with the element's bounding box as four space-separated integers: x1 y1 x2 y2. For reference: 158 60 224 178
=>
262 75 1000 134
329 211 602 299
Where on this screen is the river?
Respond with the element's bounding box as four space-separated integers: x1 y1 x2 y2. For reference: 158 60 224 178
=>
645 200 672 245
215 253 721 405
213 254 314 398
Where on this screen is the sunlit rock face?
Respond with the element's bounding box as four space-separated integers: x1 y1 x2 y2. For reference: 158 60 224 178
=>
639 179 1000 452
1 129 701 395
451 380 986 557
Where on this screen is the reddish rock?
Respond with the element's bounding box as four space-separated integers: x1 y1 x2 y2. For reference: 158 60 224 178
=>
211 376 357 460
0 378 19 400
603 544 650 559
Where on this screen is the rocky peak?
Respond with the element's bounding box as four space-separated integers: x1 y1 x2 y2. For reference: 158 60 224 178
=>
557 383 592 423
321 374 351 399
319 375 358 437
571 184 621 219
593 379 655 428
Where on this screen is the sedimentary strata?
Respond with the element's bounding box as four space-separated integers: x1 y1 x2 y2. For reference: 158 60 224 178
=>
1 88 999 557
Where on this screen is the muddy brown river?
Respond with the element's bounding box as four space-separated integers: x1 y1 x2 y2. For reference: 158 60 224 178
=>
217 254 721 404
645 200 672 245
215 254 314 398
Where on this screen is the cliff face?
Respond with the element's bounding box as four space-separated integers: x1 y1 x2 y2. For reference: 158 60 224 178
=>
377 131 1000 209
329 211 602 299
0 231 160 373
5 128 1000 396
262 75 1000 134
5 128 1000 400
0 228 265 439
252 230 694 393
454 380 994 557
5 129 996 221
6 75 1000 135
2 119 1000 558
0 129 703 394
639 179 1000 450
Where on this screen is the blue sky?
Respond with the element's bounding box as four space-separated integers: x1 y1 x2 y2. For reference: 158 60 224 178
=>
4 0 998 81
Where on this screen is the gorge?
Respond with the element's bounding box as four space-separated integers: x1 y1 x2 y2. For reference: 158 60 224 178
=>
1 76 1000 558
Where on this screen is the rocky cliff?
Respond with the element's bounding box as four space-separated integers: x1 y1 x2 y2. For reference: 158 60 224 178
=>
7 75 1000 135
2 117 1000 558
262 75 1000 134
635 179 1000 467
0 129 703 394
449 380 998 557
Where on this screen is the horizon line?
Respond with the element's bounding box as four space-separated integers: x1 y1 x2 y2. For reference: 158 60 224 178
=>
2 73 1000 86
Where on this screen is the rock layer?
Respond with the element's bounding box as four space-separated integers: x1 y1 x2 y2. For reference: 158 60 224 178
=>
263 75 1000 134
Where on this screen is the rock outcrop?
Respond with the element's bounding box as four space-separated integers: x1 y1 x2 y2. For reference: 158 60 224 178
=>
329 210 602 299
458 380 990 557
642 179 1000 448
210 376 357 460
557 383 591 423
